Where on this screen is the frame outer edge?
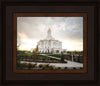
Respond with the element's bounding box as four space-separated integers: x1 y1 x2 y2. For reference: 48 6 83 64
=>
0 0 2 85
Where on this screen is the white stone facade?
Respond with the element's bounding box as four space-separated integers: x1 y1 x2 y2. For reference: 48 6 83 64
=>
37 29 67 54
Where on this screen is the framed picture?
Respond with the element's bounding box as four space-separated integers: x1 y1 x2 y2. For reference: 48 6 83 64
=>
0 1 99 86
13 13 87 73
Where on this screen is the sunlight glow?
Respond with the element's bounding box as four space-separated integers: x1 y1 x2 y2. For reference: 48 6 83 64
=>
18 38 38 51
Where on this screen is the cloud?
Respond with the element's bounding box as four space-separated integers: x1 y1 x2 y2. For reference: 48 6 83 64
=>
17 17 83 51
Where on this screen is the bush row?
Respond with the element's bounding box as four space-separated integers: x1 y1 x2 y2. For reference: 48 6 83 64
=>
17 62 83 70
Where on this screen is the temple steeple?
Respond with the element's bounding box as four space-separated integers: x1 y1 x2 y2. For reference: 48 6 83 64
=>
46 28 54 40
47 28 51 37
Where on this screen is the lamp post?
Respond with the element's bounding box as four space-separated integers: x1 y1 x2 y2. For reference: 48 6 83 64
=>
71 52 74 62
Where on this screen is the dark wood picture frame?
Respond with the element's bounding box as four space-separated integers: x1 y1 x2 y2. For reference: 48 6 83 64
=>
0 1 99 86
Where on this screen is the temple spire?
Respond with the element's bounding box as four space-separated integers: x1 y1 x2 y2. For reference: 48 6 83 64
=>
48 28 51 31
46 28 54 40
47 28 51 36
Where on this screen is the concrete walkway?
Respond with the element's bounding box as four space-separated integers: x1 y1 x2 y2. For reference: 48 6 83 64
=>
41 54 83 67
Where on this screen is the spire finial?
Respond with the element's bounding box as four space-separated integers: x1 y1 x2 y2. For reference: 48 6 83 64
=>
48 28 51 31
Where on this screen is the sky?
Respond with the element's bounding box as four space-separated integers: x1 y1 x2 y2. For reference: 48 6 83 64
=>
17 17 83 51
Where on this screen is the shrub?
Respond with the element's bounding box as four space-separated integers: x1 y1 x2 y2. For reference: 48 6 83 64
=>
42 65 46 69
39 64 42 68
65 67 68 69
39 64 55 70
39 64 46 69
57 67 61 70
32 64 37 67
27 63 33 69
45 64 49 68
80 67 83 69
22 63 27 68
39 64 45 68
49 65 55 70
73 67 76 69
17 62 23 69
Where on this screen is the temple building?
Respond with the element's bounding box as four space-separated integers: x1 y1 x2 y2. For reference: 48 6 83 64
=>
37 28 67 54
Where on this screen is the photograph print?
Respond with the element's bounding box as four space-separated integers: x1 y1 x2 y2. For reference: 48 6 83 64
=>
14 13 87 73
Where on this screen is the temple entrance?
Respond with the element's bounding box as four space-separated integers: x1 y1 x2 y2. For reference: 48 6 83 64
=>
56 50 59 53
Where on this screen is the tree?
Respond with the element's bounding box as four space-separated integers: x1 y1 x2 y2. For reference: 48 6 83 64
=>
33 45 39 54
32 45 39 64
35 45 38 53
60 52 65 63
